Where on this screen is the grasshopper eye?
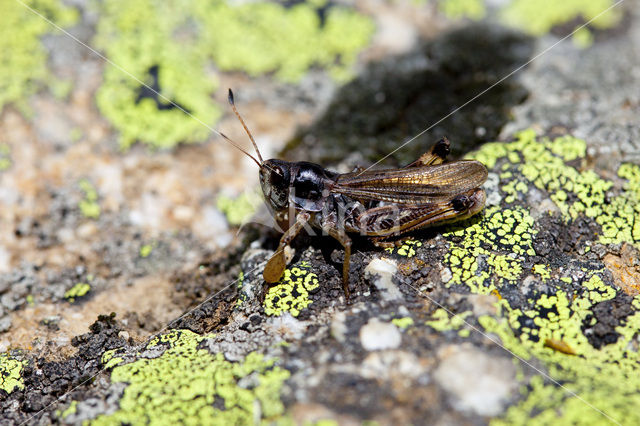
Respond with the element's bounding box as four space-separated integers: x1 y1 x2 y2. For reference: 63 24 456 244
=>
269 166 287 188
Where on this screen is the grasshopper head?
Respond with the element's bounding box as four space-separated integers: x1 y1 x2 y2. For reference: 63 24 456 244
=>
259 159 292 210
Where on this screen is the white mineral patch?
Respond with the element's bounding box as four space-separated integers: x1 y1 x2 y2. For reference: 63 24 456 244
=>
364 258 401 301
359 318 401 351
434 344 517 416
360 350 426 380
330 311 348 343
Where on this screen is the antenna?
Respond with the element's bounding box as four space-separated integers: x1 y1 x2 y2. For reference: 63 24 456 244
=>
228 89 264 164
218 131 261 167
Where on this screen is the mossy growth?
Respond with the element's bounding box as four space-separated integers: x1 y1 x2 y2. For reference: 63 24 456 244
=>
500 0 622 36
90 329 290 425
264 261 320 317
78 179 100 219
93 0 374 149
64 282 90 302
0 352 27 394
0 0 78 114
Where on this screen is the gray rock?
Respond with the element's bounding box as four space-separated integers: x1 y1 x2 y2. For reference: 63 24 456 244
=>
434 344 517 417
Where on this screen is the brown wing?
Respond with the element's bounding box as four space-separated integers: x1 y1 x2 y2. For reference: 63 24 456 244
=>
350 188 486 237
332 160 488 205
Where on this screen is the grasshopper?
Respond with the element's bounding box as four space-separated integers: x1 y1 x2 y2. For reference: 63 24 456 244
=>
223 89 487 302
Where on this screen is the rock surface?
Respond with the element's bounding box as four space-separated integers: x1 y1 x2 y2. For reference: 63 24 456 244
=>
1 1 640 425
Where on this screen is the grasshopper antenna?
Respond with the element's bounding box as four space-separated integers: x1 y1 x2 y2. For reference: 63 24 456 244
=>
228 89 264 164
218 131 261 167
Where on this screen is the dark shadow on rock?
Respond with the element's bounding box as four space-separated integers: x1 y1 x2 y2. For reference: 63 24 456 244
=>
282 23 534 166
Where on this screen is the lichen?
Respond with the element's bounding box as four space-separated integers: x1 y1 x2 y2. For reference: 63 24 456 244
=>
444 205 537 293
426 129 640 423
532 264 550 282
392 317 414 329
572 27 594 49
263 261 320 317
426 308 472 333
139 244 153 258
64 282 91 302
101 348 125 370
482 276 640 425
385 239 422 258
236 271 247 308
0 0 78 114
0 144 11 171
500 0 622 36
90 329 290 425
93 0 374 149
60 400 78 419
438 0 486 20
217 189 263 226
78 179 101 219
0 353 27 394
468 130 640 248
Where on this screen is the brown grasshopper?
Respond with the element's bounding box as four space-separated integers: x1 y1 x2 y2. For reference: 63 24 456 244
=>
223 89 487 302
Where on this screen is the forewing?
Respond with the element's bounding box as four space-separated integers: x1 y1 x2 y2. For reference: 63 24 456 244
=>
333 160 487 204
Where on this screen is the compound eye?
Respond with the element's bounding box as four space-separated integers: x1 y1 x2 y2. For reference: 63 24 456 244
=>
269 166 287 188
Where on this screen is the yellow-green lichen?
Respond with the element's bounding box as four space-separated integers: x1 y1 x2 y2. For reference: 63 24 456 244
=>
64 282 90 302
532 264 550 282
480 274 640 425
426 308 472 333
468 130 640 249
235 271 247 308
391 317 414 329
101 348 125 370
93 0 373 149
264 261 320 317
139 244 153 258
0 0 78 114
310 420 340 426
428 131 640 423
0 353 27 394
438 0 485 20
60 400 78 419
91 329 290 425
572 27 595 49
0 144 11 171
500 0 622 36
444 206 536 293
78 179 100 219
217 189 263 226
384 239 422 258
